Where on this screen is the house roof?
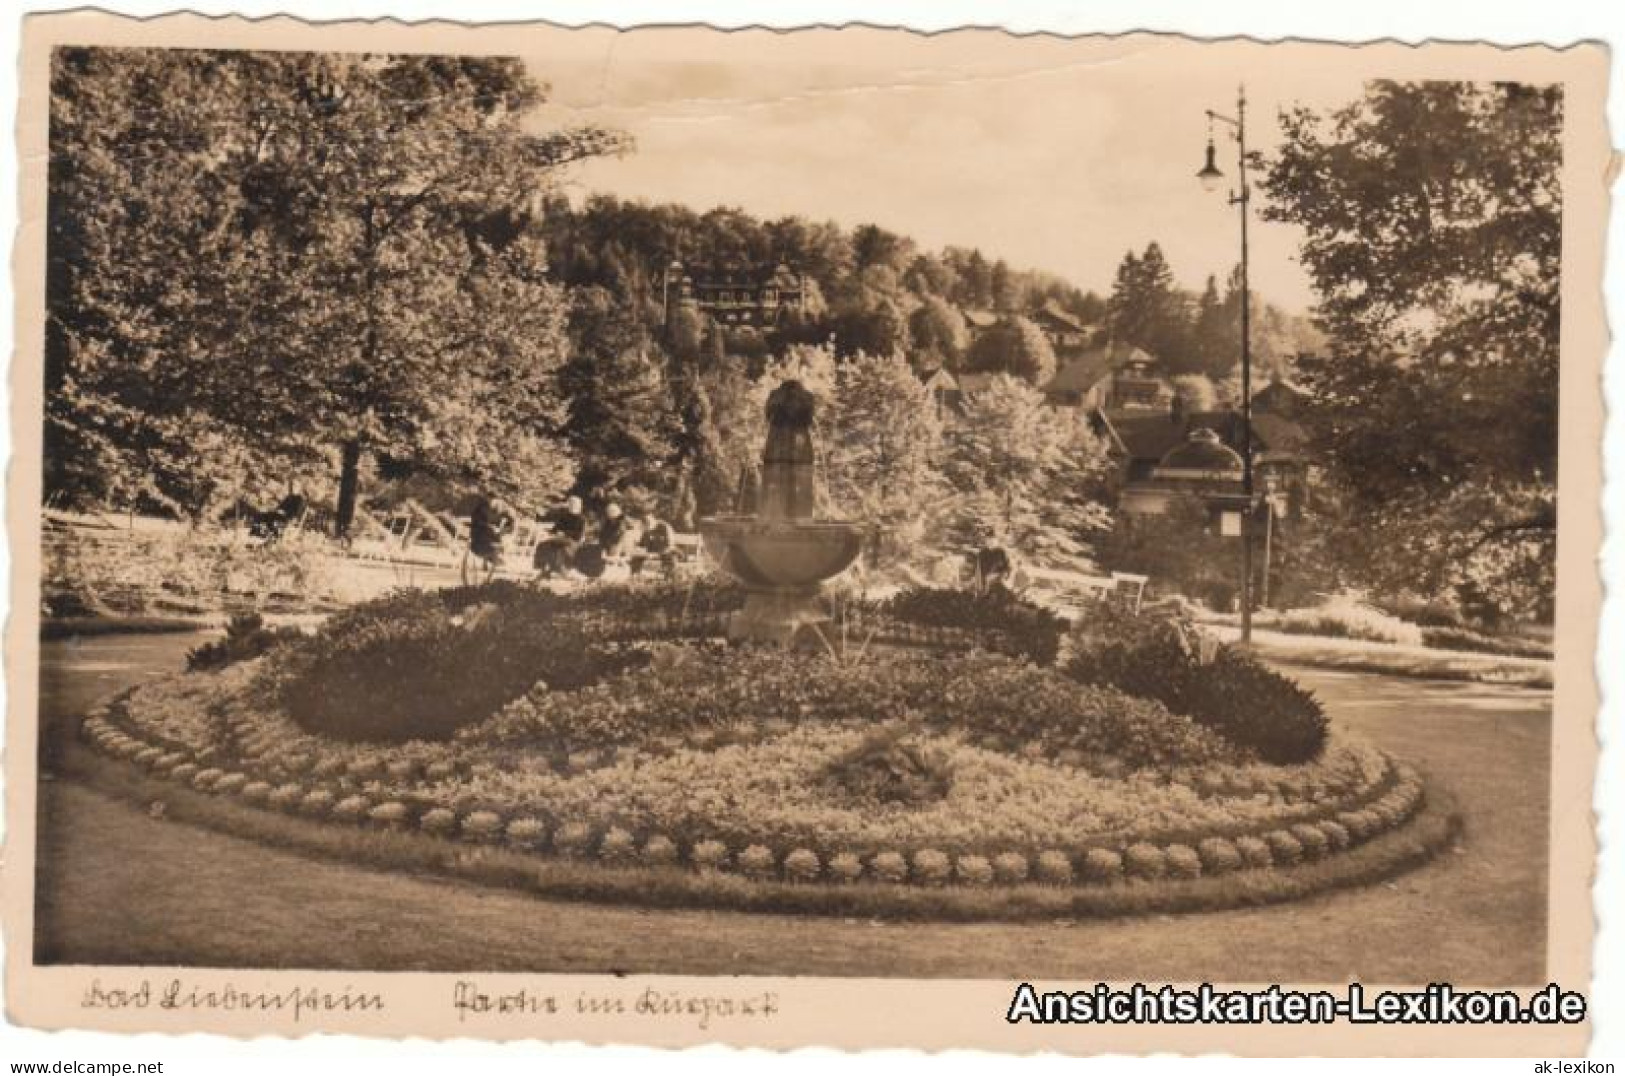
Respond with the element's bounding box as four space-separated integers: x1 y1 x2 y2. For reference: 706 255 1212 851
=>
1030 300 1090 335
1044 351 1115 394
675 263 802 289
1250 411 1310 453
1101 406 1309 463
955 372 1004 394
1158 427 1244 475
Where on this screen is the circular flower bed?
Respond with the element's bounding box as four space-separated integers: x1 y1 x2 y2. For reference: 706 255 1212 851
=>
76 582 1446 913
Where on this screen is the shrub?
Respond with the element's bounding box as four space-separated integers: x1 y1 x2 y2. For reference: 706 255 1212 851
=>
691 840 729 871
191 767 225 791
1165 844 1203 879
1197 837 1243 874
737 844 776 878
554 821 596 857
461 810 504 841
1234 835 1272 869
872 586 1067 664
1124 843 1167 880
368 802 410 827
297 788 336 816
1081 848 1124 883
783 848 822 882
240 780 272 804
955 854 996 887
828 852 864 883
1033 851 1073 885
1265 830 1304 865
992 852 1031 884
505 817 548 850
267 782 305 810
1067 612 1328 764
275 587 649 743
911 849 952 885
870 851 909 883
1290 823 1331 859
332 795 371 822
420 808 458 835
170 762 200 784
600 827 638 864
187 613 306 672
825 722 953 805
1319 820 1351 851
1278 596 1424 647
214 772 248 795
641 834 679 867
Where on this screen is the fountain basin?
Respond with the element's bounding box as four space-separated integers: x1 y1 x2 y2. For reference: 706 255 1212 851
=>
699 516 867 590
699 516 870 644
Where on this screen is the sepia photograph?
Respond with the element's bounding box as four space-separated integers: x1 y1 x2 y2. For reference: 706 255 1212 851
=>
2 10 1611 1058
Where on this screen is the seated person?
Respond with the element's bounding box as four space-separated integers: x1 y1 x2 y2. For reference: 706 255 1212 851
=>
532 495 587 578
597 502 637 561
629 508 676 578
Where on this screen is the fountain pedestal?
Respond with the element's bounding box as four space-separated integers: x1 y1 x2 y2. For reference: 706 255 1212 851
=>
699 380 871 646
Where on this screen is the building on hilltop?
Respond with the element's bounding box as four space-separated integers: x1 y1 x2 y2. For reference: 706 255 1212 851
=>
662 260 808 327
1029 300 1093 355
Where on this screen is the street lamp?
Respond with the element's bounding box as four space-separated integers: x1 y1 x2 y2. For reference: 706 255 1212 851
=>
1198 85 1257 645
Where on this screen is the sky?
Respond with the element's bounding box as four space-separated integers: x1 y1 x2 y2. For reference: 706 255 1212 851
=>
518 30 1376 314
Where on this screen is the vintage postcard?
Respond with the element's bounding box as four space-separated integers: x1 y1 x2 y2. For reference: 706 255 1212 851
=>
3 10 1610 1056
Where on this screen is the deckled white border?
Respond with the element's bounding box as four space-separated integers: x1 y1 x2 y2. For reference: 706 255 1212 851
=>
0 1 1619 1071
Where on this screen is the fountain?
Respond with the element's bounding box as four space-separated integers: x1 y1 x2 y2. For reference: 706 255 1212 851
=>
700 379 871 645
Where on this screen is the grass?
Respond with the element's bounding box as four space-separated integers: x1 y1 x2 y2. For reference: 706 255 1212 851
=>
51 740 1456 923
1210 626 1553 688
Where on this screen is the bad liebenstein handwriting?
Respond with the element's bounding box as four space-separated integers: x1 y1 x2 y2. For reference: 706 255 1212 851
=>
81 978 384 1023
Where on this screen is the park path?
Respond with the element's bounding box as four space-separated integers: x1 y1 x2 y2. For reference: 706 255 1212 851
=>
30 633 1550 983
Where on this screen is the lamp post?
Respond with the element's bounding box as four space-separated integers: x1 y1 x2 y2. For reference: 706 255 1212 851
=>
1198 85 1256 645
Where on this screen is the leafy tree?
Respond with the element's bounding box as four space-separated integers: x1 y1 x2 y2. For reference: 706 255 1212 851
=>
828 298 908 359
1262 80 1561 620
824 353 947 565
907 295 970 371
943 374 1112 567
1169 374 1219 412
560 286 678 500
964 315 1057 384
47 48 626 529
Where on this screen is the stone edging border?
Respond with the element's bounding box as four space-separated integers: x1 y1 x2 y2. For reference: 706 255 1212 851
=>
82 700 1431 893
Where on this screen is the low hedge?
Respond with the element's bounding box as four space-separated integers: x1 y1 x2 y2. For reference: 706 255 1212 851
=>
272 581 744 743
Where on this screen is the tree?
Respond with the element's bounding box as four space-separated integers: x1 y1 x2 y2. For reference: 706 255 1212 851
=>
907 295 970 371
560 286 678 500
1106 243 1184 359
1169 374 1219 412
943 374 1112 567
824 353 947 565
47 49 628 529
964 315 1057 385
1262 80 1561 619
